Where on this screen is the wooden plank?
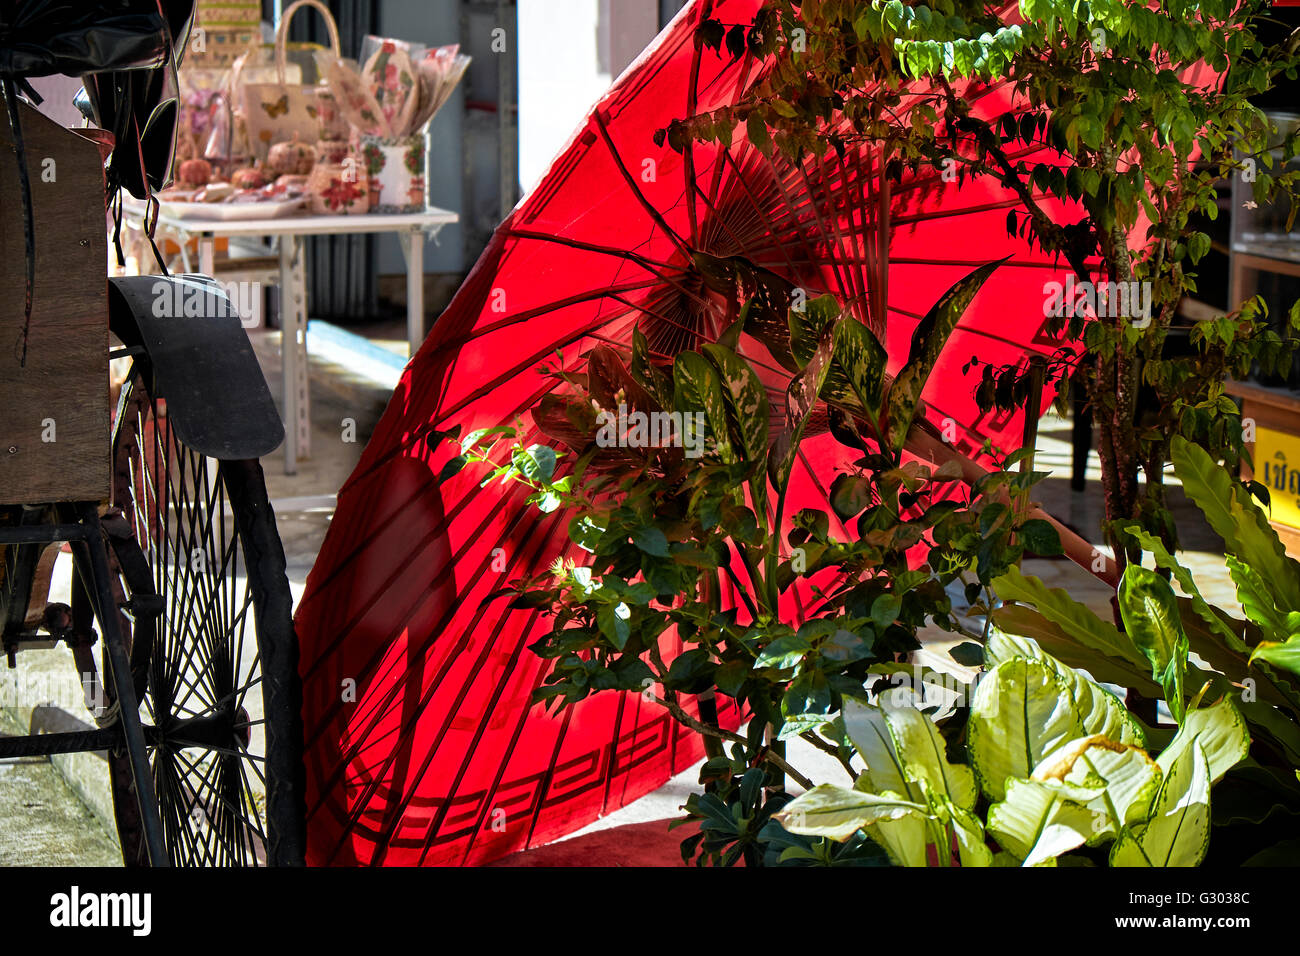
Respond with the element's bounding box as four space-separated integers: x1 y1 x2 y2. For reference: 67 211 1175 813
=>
0 101 109 504
1226 379 1300 416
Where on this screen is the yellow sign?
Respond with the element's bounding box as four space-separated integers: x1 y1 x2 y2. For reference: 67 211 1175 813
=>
1256 426 1300 529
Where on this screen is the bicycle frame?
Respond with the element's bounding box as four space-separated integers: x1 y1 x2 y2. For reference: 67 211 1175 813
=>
0 504 168 866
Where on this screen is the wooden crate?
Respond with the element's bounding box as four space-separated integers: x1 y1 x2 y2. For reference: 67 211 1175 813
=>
0 101 110 504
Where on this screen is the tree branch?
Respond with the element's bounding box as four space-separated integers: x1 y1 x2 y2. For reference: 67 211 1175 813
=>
655 694 816 790
799 731 857 779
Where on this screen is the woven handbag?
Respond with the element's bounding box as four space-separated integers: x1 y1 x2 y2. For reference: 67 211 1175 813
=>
237 0 340 161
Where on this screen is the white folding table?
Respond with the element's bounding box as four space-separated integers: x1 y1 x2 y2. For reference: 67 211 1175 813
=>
122 204 457 475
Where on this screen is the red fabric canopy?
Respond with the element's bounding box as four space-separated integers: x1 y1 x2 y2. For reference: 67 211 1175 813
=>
293 0 1203 865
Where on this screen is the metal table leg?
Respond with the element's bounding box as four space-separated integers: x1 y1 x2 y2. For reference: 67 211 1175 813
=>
399 229 425 356
279 235 310 475
199 233 216 278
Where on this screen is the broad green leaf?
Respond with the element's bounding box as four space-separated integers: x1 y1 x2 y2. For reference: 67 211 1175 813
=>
753 632 811 670
1156 697 1250 786
631 326 672 407
1111 743 1211 867
988 610 1159 694
987 776 1102 866
1119 565 1190 721
513 444 557 483
745 112 772 156
886 258 1004 454
1250 635 1300 677
1032 734 1163 835
701 343 770 469
596 601 631 650
775 784 928 842
460 425 515 454
993 566 1151 672
631 526 669 557
831 318 888 440
1121 523 1243 650
1018 518 1063 555
768 321 835 491
987 631 1146 747
968 657 1080 801
844 697 978 810
789 295 840 368
864 807 931 867
673 351 735 463
1171 435 1300 611
780 669 832 737
1227 553 1288 639
829 473 872 521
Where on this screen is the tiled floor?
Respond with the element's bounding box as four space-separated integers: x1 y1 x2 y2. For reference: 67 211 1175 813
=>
249 322 405 602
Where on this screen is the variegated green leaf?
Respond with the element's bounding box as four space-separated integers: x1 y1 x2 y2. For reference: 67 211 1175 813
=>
1156 697 1250 786
774 783 928 843
673 350 735 463
830 317 888 440
1032 734 1162 836
631 325 672 407
987 777 1103 866
844 697 977 810
789 295 840 368
968 657 1081 801
701 343 770 468
1111 742 1212 867
987 631 1146 747
1119 565 1190 721
987 610 1159 693
864 806 932 867
767 322 835 491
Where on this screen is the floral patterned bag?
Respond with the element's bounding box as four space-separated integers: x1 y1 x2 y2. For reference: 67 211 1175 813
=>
238 0 341 161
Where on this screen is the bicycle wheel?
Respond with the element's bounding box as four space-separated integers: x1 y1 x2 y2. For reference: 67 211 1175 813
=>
109 360 305 866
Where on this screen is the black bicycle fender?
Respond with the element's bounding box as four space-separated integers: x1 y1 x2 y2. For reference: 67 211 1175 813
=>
108 275 284 460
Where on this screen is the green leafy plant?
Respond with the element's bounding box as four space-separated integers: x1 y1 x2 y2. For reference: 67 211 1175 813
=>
988 435 1300 862
776 631 1248 866
456 262 1076 864
681 0 1300 571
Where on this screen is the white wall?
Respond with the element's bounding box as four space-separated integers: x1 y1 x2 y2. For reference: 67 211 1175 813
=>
518 0 662 194
518 0 608 194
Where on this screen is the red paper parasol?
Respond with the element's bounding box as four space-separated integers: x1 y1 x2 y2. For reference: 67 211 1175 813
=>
295 0 1126 866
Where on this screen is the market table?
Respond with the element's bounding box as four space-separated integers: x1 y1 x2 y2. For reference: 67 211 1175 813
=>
122 203 457 475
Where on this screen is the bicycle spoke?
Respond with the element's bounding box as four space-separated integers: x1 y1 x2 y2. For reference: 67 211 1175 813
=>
112 366 289 866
